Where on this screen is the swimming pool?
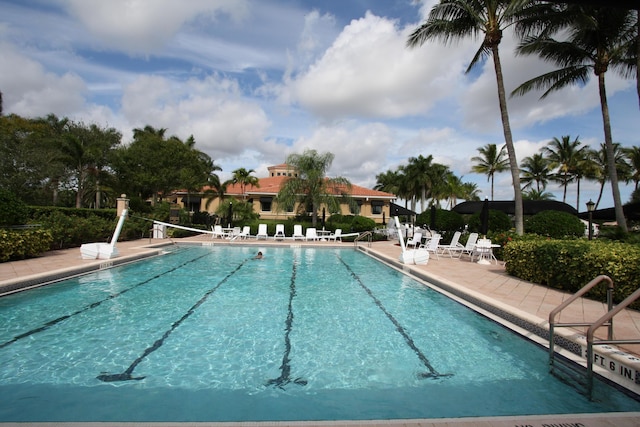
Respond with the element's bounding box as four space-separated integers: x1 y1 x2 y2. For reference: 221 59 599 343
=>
0 245 638 422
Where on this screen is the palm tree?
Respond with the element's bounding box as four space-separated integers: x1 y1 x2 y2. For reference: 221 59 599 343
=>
461 181 482 202
512 5 636 231
404 155 435 212
542 135 587 205
523 188 556 200
275 149 354 227
374 170 402 195
407 0 534 234
520 153 552 193
471 143 509 200
623 145 640 192
227 168 259 199
591 142 631 209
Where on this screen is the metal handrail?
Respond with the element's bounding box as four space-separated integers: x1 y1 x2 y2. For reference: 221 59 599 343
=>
586 286 640 398
548 275 614 372
354 231 372 248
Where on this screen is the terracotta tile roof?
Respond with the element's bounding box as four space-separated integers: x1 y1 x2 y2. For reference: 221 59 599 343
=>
186 170 395 200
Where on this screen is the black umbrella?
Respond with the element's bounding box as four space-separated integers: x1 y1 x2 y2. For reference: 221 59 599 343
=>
227 202 233 228
480 198 489 236
321 207 326 229
430 205 437 230
382 211 386 226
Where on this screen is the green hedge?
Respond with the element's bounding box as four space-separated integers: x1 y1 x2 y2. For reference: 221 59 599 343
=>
0 229 53 262
504 239 640 308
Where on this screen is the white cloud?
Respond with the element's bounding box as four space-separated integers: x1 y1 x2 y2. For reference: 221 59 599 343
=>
290 11 472 120
120 73 272 161
63 0 248 54
0 43 86 116
289 121 396 187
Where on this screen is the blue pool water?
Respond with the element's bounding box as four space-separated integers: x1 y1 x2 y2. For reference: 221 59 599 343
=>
0 245 638 422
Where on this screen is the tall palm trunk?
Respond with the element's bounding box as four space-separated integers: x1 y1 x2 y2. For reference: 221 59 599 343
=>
599 73 627 231
492 45 523 234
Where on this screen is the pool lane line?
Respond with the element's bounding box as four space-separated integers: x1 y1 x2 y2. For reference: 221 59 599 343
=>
266 256 307 389
0 251 212 350
97 258 250 382
337 256 453 380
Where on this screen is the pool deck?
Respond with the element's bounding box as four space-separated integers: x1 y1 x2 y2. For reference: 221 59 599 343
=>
1 235 640 427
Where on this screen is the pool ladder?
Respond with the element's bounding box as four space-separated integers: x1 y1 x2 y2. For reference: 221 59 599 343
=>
354 231 372 247
548 275 640 399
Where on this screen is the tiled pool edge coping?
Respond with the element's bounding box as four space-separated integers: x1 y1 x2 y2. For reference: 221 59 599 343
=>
0 243 172 296
359 245 640 398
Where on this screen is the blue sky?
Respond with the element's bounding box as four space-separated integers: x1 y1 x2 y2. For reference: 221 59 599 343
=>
1 0 637 212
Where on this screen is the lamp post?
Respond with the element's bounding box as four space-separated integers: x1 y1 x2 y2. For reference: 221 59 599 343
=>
586 199 595 240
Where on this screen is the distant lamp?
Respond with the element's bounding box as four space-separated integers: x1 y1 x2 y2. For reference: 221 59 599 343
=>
586 199 595 240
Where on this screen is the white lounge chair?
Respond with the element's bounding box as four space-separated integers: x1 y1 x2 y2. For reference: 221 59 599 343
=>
211 225 227 239
305 227 318 241
423 233 441 259
406 232 422 249
329 229 342 242
458 233 479 258
256 223 268 240
237 226 251 239
438 231 463 257
292 224 305 240
274 224 286 240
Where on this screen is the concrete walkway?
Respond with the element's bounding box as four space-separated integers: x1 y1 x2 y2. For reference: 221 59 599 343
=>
1 236 639 427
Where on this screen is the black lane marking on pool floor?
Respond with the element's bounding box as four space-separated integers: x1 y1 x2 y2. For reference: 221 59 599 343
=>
266 255 307 389
337 256 453 380
97 258 250 382
0 252 212 350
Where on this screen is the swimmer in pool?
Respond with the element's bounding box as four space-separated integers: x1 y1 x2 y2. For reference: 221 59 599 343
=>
254 251 263 259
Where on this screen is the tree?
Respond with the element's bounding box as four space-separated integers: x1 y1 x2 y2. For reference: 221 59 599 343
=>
591 142 631 209
513 5 636 231
404 155 436 212
542 135 587 206
407 0 534 234
523 188 556 200
471 143 509 200
113 126 190 206
227 168 259 199
275 149 354 227
623 145 640 192
520 153 552 193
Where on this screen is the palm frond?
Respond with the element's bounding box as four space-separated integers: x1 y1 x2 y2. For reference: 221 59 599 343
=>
511 66 589 99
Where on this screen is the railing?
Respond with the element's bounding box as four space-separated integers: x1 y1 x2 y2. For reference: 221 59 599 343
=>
586 286 640 398
353 231 372 248
548 275 614 373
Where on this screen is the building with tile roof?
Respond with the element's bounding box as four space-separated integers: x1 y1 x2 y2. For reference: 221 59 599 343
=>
170 164 396 223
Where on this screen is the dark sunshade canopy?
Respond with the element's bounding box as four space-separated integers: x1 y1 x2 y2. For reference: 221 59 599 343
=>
452 200 578 216
389 202 416 217
578 202 640 221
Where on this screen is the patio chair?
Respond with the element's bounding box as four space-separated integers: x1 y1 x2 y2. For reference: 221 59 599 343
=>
406 232 422 249
292 224 305 240
438 231 463 257
237 226 251 239
211 225 227 239
458 233 479 258
423 233 441 259
305 227 318 241
328 229 342 242
256 223 268 240
274 224 286 240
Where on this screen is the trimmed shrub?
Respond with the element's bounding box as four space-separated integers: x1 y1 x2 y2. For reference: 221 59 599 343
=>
525 210 584 239
467 209 512 234
504 239 640 308
0 229 53 262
